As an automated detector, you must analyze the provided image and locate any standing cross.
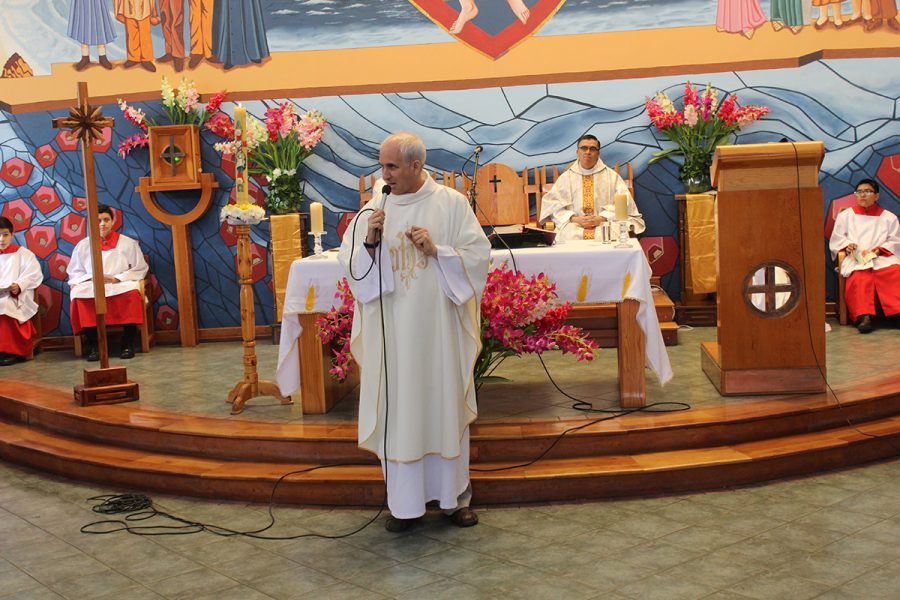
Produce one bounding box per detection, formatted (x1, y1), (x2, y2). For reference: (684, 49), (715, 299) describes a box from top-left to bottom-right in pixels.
(490, 174), (502, 193)
(52, 82), (116, 369)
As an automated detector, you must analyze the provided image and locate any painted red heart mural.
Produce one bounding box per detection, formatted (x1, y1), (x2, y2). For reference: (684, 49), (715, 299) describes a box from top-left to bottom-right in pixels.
(409, 0), (567, 59)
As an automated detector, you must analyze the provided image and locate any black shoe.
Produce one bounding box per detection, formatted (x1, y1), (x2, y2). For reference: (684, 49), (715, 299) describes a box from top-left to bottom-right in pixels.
(140, 61), (156, 72)
(119, 347), (135, 360)
(856, 314), (874, 334)
(447, 507), (479, 528)
(188, 54), (203, 69)
(0, 353), (21, 367)
(86, 346), (100, 361)
(98, 55), (113, 70)
(384, 516), (419, 533)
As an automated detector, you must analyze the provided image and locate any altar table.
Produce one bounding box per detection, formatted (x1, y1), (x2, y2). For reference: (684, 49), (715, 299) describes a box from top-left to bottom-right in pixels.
(276, 240), (673, 413)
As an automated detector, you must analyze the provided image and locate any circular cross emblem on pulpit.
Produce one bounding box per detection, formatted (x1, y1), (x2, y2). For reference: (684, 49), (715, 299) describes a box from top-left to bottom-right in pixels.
(742, 260), (801, 318)
(160, 141), (186, 174)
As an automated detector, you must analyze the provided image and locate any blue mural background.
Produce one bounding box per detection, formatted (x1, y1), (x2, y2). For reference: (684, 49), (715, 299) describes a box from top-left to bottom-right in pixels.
(1, 56), (898, 335)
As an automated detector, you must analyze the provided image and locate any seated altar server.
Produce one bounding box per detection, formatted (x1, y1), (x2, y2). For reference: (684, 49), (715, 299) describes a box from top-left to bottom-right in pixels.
(830, 179), (900, 333)
(68, 204), (148, 360)
(539, 134), (645, 243)
(339, 133), (491, 533)
(0, 217), (43, 366)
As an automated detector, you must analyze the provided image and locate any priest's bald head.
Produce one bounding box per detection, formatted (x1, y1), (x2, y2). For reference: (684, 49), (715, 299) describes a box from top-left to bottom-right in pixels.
(380, 133), (427, 195)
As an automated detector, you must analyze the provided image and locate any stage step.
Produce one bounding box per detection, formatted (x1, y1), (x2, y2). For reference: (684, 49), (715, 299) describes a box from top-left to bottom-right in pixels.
(1, 414), (898, 506)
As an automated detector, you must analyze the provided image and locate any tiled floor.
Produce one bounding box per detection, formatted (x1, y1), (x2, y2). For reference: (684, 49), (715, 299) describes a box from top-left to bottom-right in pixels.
(1, 322), (899, 598)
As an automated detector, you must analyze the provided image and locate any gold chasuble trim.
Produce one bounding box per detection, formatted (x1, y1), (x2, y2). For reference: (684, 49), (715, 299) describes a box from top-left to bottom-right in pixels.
(582, 174), (595, 240)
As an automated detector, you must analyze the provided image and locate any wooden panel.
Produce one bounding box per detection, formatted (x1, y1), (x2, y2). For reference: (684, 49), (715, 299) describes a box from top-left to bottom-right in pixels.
(712, 142), (825, 191)
(297, 313), (359, 414)
(617, 299), (646, 408)
(474, 163), (529, 226)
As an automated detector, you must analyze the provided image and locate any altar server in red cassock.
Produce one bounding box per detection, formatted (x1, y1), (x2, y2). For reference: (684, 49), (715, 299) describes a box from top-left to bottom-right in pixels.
(830, 179), (900, 333)
(68, 204), (148, 360)
(0, 217), (43, 366)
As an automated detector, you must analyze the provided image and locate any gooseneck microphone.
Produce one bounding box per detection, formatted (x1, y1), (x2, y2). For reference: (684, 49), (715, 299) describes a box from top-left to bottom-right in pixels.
(473, 145), (484, 154)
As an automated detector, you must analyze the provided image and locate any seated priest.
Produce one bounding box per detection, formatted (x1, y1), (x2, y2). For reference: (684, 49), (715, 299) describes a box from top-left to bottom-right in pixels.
(539, 134), (645, 243)
(68, 204), (149, 360)
(0, 217), (44, 366)
(830, 178), (900, 333)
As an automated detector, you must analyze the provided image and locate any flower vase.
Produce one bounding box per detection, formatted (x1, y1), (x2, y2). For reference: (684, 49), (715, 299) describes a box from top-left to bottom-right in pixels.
(270, 212), (309, 322)
(680, 153), (713, 194)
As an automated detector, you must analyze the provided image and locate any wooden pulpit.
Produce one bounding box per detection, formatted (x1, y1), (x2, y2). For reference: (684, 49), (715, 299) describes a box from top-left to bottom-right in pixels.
(700, 141), (827, 395)
(471, 163), (529, 226)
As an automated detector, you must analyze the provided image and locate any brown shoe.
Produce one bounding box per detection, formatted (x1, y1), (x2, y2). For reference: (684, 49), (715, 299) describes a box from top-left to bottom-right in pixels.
(888, 18), (899, 30)
(98, 55), (112, 70)
(74, 56), (91, 71)
(173, 57), (184, 72)
(141, 61), (157, 72)
(123, 60), (138, 69)
(384, 515), (419, 533)
(188, 54), (203, 69)
(447, 507), (478, 528)
(157, 53), (174, 63)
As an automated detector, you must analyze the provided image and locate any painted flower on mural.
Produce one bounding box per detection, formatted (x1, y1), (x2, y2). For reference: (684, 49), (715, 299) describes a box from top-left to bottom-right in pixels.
(317, 267), (598, 386)
(645, 82), (770, 190)
(209, 103), (327, 214)
(116, 77), (227, 158)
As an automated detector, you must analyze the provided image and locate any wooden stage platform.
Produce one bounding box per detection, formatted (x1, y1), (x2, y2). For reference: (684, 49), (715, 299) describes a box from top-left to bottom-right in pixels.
(1, 346), (899, 507)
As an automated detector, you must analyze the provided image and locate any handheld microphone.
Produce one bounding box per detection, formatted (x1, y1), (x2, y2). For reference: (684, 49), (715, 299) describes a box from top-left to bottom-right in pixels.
(375, 184), (391, 245)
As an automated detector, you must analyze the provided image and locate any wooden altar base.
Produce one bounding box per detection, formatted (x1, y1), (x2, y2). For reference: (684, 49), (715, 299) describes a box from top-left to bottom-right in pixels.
(1, 366), (899, 506)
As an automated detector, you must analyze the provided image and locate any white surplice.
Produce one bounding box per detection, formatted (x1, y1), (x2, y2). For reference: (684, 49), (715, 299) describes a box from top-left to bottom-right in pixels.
(539, 160), (645, 243)
(829, 205), (900, 277)
(339, 176), (490, 518)
(68, 233), (148, 300)
(0, 246), (43, 323)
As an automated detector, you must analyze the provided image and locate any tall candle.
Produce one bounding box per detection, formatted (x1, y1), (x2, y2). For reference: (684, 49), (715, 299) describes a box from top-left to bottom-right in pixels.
(233, 106), (249, 204)
(614, 193), (628, 221)
(310, 202), (324, 234)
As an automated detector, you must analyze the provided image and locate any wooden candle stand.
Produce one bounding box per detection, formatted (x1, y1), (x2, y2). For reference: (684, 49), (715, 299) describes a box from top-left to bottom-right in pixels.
(227, 224), (291, 414)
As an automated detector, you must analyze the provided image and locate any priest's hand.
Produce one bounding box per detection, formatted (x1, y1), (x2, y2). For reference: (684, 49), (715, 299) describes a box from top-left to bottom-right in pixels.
(571, 215), (604, 229)
(367, 209), (385, 245)
(407, 226), (437, 257)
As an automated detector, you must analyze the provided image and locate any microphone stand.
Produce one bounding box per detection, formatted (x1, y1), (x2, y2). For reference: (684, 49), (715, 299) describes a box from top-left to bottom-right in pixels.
(467, 149), (482, 217)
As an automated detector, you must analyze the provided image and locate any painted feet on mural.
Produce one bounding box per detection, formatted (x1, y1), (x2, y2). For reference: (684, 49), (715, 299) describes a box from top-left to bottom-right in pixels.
(771, 20), (785, 31)
(157, 53), (174, 63)
(450, 0), (479, 34)
(98, 55), (112, 70)
(790, 25), (803, 34)
(507, 0), (531, 25)
(188, 54), (204, 69)
(742, 28), (755, 39)
(864, 18), (883, 31)
(140, 61), (156, 72)
(172, 57), (184, 72)
(123, 60), (138, 69)
(888, 18), (899, 31)
(73, 56), (91, 71)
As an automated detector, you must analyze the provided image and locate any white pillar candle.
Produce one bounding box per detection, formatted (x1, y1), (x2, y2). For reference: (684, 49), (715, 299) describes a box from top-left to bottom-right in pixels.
(310, 201), (324, 234)
(614, 193), (628, 221)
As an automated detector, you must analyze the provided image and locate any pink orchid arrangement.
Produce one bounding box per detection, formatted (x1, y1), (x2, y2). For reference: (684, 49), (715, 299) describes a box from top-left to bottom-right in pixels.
(476, 265), (598, 385)
(316, 278), (356, 382)
(116, 76), (227, 158)
(315, 268), (598, 386)
(645, 82), (770, 186)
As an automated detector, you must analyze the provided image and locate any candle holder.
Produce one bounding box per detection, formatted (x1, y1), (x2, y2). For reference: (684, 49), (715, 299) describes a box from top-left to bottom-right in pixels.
(308, 231), (325, 258)
(615, 220), (631, 248)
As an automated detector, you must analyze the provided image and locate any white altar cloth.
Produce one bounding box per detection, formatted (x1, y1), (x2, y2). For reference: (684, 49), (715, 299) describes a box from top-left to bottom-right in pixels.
(276, 240), (673, 398)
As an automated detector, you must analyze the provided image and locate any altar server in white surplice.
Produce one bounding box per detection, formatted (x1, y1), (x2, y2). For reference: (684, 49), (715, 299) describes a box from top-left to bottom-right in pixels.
(540, 134), (645, 243)
(0, 217), (43, 366)
(830, 178), (900, 334)
(68, 204), (148, 361)
(339, 133), (490, 533)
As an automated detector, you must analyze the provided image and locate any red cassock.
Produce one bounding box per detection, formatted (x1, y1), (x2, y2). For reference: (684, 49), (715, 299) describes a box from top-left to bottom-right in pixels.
(68, 231), (148, 334)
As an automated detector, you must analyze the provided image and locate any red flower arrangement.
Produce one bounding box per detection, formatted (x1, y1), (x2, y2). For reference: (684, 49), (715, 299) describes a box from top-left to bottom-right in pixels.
(316, 267), (598, 386)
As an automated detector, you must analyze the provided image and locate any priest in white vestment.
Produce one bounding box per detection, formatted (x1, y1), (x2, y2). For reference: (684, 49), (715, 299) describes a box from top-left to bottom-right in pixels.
(829, 178), (900, 333)
(0, 217), (43, 365)
(339, 133), (491, 532)
(540, 134), (645, 243)
(68, 204), (149, 360)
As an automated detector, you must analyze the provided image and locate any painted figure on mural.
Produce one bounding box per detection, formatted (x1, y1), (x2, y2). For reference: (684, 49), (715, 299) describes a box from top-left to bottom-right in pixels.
(716, 0), (767, 38)
(158, 0), (186, 72)
(771, 0), (811, 33)
(115, 0), (160, 72)
(450, 0), (531, 34)
(211, 0), (270, 70)
(813, 0), (844, 28)
(851, 0), (900, 31)
(67, 0), (117, 71)
(189, 0), (219, 69)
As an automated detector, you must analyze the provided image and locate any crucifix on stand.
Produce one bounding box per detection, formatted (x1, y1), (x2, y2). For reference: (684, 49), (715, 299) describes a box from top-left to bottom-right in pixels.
(53, 82), (139, 405)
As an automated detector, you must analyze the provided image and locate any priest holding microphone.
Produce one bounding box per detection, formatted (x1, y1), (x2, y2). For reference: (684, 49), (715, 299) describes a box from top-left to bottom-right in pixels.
(338, 132), (491, 532)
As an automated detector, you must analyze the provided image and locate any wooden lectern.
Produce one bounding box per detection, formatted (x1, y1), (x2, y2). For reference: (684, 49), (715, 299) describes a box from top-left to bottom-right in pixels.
(701, 141), (827, 395)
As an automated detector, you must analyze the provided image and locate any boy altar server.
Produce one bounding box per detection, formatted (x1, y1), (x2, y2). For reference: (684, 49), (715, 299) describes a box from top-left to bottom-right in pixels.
(0, 217), (43, 366)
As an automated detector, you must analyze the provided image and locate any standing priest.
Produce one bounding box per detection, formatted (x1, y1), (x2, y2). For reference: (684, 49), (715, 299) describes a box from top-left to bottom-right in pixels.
(0, 217), (43, 366)
(540, 134), (645, 243)
(68, 204), (148, 360)
(830, 178), (900, 333)
(339, 133), (491, 533)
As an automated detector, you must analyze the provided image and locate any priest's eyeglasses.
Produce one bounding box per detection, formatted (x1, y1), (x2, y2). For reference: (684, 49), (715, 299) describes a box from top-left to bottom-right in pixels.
(578, 146), (600, 152)
(854, 189), (876, 196)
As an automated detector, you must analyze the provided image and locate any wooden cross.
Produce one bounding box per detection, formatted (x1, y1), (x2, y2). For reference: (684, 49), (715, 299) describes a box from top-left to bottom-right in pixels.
(490, 174), (502, 193)
(746, 265), (797, 314)
(161, 135), (186, 176)
(52, 82), (116, 369)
